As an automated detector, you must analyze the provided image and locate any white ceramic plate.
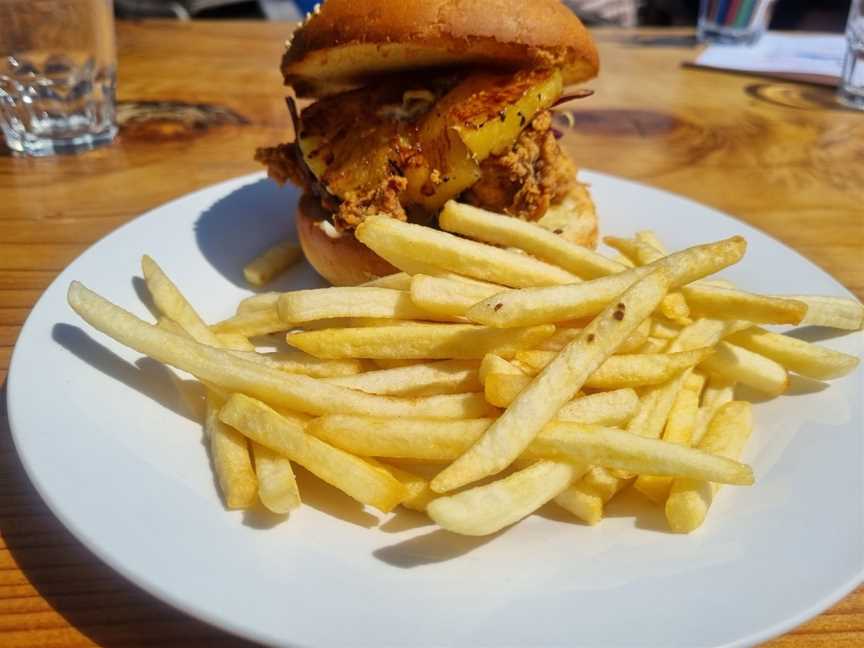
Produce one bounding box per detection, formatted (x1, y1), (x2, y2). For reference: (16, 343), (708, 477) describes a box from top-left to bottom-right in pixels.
(8, 172), (863, 648)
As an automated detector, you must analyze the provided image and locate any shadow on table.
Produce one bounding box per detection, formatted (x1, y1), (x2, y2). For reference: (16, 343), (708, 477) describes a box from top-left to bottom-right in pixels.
(0, 380), (258, 647)
(193, 177), (326, 292)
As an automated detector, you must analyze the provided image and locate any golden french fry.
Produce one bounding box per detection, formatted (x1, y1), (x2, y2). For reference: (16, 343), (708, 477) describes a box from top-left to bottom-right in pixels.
(236, 292), (280, 314)
(633, 373), (704, 503)
(306, 415), (490, 461)
(361, 272), (412, 290)
(683, 284), (808, 325)
(603, 236), (661, 265)
(67, 282), (494, 419)
(427, 460), (584, 535)
(213, 308), (286, 337)
(369, 460), (436, 512)
(237, 349), (368, 378)
(252, 442), (301, 514)
(692, 375), (736, 445)
(556, 389), (640, 427)
(515, 348), (712, 389)
(726, 326), (860, 380)
(285, 323), (555, 360)
(409, 274), (505, 318)
(243, 240), (302, 286)
(439, 201), (626, 279)
(638, 337), (670, 354)
(220, 394), (407, 513)
(325, 359), (481, 396)
(529, 423), (753, 485)
(479, 353), (525, 385)
(666, 401), (753, 532)
(780, 294), (863, 330)
(636, 230), (668, 255)
(554, 483), (604, 525)
(278, 287), (448, 324)
(700, 341), (789, 396)
(617, 318), (651, 353)
(216, 333), (256, 351)
(431, 269), (670, 493)
(660, 292), (691, 323)
(142, 256), (222, 346)
(651, 317), (682, 340)
(205, 391), (257, 509)
(467, 237), (746, 327)
(355, 215), (581, 288)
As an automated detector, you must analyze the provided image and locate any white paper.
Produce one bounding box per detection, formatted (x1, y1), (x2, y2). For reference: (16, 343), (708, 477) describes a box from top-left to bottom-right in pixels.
(695, 32), (846, 81)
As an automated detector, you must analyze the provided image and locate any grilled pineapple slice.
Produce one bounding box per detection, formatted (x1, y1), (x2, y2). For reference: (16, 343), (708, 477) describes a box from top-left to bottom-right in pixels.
(295, 69), (563, 217)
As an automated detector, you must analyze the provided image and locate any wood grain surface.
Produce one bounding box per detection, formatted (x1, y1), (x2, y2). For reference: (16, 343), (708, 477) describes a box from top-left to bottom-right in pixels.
(1, 21), (862, 648)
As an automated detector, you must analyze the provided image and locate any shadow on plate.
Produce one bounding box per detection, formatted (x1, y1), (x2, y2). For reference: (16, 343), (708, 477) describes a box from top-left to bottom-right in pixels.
(603, 487), (671, 533)
(0, 382), (256, 647)
(373, 528), (500, 568)
(193, 177), (327, 292)
(51, 323), (204, 424)
(289, 466), (380, 529)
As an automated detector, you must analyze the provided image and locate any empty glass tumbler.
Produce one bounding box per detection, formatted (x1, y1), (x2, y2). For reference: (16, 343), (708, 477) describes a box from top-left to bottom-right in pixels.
(0, 0), (117, 156)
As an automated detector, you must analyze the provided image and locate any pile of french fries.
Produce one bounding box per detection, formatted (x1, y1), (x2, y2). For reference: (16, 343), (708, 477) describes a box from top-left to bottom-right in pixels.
(67, 200), (862, 535)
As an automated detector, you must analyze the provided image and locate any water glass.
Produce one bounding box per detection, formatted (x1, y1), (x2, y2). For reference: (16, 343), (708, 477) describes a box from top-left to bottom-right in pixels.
(0, 0), (117, 156)
(838, 0), (864, 110)
(698, 0), (777, 45)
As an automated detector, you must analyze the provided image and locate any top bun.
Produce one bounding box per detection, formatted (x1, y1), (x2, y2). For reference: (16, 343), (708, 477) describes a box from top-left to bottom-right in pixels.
(284, 0), (599, 97)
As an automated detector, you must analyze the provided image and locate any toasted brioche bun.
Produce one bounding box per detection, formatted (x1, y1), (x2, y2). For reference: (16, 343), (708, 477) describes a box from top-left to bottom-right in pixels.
(284, 0), (599, 97)
(296, 187), (598, 286)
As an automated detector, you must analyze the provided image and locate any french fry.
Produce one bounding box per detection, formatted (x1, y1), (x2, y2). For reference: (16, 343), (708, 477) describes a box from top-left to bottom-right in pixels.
(651, 317), (682, 340)
(285, 323), (555, 360)
(479, 353), (525, 385)
(252, 442), (301, 514)
(370, 460), (436, 512)
(212, 308), (286, 337)
(355, 215), (581, 288)
(603, 236), (663, 265)
(236, 292), (280, 314)
(206, 392), (257, 509)
(361, 272), (412, 290)
(467, 237), (746, 327)
(216, 333), (256, 351)
(660, 292), (691, 323)
(726, 326), (860, 380)
(243, 240), (302, 286)
(409, 275), (504, 318)
(234, 349), (367, 378)
(700, 341), (789, 396)
(510, 348), (713, 390)
(141, 258), (258, 509)
(68, 282), (495, 419)
(431, 268), (670, 493)
(666, 401), (753, 532)
(278, 287), (448, 324)
(638, 337), (670, 354)
(692, 375), (736, 445)
(554, 483), (604, 525)
(427, 460), (584, 535)
(439, 201), (626, 279)
(529, 423), (754, 484)
(219, 394), (407, 512)
(636, 230), (668, 255)
(617, 317), (651, 353)
(556, 389), (641, 427)
(325, 359), (481, 396)
(142, 256), (222, 346)
(633, 373), (705, 503)
(781, 294), (864, 330)
(683, 284), (808, 325)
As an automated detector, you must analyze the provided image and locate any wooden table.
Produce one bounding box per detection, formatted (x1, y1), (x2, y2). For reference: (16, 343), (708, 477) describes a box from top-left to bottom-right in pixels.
(1, 21), (862, 648)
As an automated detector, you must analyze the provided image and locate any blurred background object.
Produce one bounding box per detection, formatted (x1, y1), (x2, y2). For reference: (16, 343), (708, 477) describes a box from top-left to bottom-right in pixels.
(838, 0), (864, 108)
(1, 0), (118, 156)
(697, 0), (779, 44)
(112, 0), (854, 32)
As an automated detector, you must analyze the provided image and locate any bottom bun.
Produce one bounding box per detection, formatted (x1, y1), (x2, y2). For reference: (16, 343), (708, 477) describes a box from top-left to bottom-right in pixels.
(296, 183), (599, 286)
(296, 194), (397, 286)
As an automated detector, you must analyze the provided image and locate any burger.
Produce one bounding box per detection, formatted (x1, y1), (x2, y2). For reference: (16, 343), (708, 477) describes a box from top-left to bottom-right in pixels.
(256, 0), (599, 286)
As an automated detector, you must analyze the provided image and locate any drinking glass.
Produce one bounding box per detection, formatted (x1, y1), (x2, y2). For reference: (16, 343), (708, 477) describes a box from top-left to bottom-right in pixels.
(0, 0), (117, 156)
(698, 0), (778, 45)
(838, 0), (864, 110)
